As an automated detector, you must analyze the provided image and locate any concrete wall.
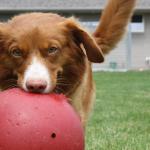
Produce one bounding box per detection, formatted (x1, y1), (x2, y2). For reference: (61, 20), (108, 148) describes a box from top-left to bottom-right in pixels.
(98, 13), (150, 70)
(82, 13), (150, 71)
(132, 14), (150, 70)
(93, 34), (128, 71)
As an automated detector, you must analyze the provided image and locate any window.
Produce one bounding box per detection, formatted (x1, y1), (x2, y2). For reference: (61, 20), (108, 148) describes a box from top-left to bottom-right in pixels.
(81, 15), (144, 33)
(131, 15), (144, 33)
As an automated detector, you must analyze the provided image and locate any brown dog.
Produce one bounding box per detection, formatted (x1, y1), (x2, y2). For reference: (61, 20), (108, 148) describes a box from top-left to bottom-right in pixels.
(0, 0), (136, 127)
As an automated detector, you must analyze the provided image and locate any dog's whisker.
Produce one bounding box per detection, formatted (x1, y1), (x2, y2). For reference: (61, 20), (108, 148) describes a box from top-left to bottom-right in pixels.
(3, 78), (17, 82)
(3, 79), (17, 83)
(54, 86), (65, 94)
(57, 77), (65, 79)
(56, 83), (71, 86)
(57, 79), (67, 82)
(6, 84), (18, 88)
(3, 84), (19, 90)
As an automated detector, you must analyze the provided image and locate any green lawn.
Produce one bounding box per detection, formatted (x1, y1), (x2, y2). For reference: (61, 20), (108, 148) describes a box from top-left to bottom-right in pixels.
(86, 71), (150, 150)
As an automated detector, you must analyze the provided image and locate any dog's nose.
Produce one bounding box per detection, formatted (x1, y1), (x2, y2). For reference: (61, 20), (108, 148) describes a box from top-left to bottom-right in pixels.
(26, 79), (47, 93)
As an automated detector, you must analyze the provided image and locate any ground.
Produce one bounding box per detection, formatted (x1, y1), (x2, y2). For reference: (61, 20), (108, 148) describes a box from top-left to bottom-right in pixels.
(86, 71), (150, 150)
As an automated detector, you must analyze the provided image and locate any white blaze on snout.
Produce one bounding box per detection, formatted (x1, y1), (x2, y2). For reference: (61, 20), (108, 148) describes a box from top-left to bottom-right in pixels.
(23, 56), (51, 93)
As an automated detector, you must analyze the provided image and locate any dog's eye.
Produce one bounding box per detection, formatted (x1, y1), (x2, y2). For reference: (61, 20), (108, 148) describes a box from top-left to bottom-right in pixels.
(48, 46), (58, 54)
(11, 49), (23, 58)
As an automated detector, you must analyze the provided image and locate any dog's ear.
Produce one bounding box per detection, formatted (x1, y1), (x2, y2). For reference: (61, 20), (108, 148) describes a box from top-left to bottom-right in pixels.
(0, 23), (8, 36)
(0, 23), (9, 51)
(61, 19), (104, 63)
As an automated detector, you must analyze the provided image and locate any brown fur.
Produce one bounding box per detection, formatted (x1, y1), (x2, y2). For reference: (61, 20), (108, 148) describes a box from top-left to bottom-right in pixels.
(0, 0), (136, 128)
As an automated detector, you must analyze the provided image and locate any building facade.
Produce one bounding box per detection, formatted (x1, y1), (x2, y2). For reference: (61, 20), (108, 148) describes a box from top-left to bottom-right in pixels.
(0, 0), (150, 70)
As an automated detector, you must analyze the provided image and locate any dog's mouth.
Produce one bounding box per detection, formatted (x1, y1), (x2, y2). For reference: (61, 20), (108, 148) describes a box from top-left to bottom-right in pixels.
(1, 72), (69, 95)
(0, 74), (18, 90)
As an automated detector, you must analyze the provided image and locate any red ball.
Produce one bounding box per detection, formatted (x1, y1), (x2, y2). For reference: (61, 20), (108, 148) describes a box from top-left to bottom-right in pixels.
(0, 88), (84, 150)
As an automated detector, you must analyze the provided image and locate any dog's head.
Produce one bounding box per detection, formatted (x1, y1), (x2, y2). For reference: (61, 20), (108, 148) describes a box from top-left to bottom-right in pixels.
(0, 13), (104, 94)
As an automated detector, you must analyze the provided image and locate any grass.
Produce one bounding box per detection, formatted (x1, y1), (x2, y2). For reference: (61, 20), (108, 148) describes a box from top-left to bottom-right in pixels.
(85, 71), (150, 150)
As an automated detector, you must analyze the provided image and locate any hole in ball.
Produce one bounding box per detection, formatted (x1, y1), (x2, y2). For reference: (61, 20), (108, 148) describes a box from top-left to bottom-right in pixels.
(51, 133), (56, 139)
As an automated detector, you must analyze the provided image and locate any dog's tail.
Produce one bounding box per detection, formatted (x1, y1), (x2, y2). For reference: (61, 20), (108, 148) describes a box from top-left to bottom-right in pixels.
(94, 0), (136, 54)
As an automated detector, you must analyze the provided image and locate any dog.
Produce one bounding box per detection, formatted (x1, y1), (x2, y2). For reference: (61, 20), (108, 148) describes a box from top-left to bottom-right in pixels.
(0, 0), (136, 127)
